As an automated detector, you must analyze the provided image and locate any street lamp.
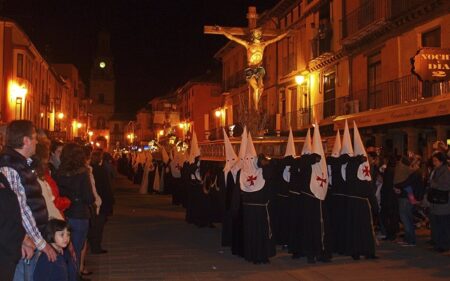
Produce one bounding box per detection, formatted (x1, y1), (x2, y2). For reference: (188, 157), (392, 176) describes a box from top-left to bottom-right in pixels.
(295, 74), (311, 125)
(295, 75), (305, 85)
(57, 112), (64, 120)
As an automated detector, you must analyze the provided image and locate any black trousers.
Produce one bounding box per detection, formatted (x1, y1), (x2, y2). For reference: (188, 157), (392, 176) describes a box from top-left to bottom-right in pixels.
(88, 213), (107, 252)
(0, 260), (18, 281)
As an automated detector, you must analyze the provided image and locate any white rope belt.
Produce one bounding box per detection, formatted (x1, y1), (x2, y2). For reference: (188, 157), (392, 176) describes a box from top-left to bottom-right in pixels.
(243, 201), (272, 239)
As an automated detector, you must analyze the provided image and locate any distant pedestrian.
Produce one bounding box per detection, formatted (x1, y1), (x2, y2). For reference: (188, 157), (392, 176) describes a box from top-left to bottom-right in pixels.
(428, 152), (450, 253)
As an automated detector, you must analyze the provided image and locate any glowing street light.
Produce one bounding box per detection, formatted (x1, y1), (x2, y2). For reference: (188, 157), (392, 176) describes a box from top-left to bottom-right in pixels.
(295, 75), (305, 85)
(77, 123), (82, 129)
(88, 131), (93, 137)
(215, 110), (222, 117)
(10, 82), (28, 100)
(57, 112), (64, 120)
(159, 130), (164, 136)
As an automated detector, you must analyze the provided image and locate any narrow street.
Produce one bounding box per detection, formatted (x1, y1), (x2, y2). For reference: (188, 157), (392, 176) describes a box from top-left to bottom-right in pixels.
(86, 175), (450, 281)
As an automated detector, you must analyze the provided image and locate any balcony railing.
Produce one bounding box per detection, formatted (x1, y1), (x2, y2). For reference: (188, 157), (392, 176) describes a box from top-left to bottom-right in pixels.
(341, 0), (388, 39)
(341, 0), (429, 41)
(354, 75), (450, 112)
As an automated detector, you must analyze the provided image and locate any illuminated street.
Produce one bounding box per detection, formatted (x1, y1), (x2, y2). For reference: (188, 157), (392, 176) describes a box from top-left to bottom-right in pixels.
(85, 175), (450, 281)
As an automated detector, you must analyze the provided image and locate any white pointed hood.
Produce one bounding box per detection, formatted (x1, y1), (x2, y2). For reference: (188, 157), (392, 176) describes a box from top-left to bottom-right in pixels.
(301, 129), (312, 155)
(285, 128), (296, 157)
(283, 128), (296, 182)
(189, 130), (201, 164)
(238, 126), (248, 168)
(328, 130), (341, 186)
(138, 151), (153, 194)
(161, 146), (169, 164)
(353, 121), (372, 181)
(340, 120), (354, 156)
(310, 124), (328, 200)
(331, 130), (341, 157)
(340, 120), (353, 181)
(223, 128), (239, 184)
(239, 132), (265, 192)
(169, 148), (182, 178)
(153, 165), (160, 191)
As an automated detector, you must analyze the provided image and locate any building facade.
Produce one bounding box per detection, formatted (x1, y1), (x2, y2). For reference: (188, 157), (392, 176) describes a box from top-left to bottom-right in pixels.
(211, 0), (449, 159)
(0, 19), (86, 142)
(177, 72), (222, 141)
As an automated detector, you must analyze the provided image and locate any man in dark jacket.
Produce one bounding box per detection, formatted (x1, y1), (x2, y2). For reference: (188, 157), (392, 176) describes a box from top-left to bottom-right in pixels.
(0, 172), (33, 281)
(0, 120), (56, 281)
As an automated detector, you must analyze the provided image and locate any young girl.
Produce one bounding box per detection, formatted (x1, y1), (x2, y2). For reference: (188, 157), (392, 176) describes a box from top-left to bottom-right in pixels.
(33, 219), (78, 281)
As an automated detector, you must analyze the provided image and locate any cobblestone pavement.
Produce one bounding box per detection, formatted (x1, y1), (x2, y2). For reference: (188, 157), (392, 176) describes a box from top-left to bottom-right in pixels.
(86, 175), (450, 281)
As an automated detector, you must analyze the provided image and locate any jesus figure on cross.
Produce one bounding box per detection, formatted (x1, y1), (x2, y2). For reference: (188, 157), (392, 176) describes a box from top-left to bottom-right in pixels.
(205, 7), (291, 110)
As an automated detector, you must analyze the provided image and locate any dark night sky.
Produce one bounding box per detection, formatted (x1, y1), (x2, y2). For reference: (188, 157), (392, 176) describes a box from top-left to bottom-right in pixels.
(1, 0), (278, 113)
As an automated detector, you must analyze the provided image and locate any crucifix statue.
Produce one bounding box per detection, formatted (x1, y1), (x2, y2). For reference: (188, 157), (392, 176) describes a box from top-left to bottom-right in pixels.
(205, 6), (291, 110)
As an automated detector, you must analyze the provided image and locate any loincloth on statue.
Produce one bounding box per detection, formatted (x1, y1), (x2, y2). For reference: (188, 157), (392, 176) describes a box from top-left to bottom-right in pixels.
(245, 66), (266, 81)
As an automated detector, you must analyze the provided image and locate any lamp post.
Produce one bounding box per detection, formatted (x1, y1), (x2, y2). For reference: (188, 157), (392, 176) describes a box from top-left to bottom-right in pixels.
(56, 112), (64, 132)
(126, 121), (135, 146)
(295, 74), (311, 125)
(10, 82), (27, 119)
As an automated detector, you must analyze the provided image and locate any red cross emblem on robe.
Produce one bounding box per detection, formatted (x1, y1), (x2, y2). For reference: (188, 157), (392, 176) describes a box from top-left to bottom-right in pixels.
(246, 175), (257, 186)
(175, 164), (181, 170)
(362, 165), (370, 177)
(316, 173), (327, 188)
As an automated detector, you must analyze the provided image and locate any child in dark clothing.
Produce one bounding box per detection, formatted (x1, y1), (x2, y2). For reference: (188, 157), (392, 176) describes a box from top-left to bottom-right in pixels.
(34, 219), (78, 281)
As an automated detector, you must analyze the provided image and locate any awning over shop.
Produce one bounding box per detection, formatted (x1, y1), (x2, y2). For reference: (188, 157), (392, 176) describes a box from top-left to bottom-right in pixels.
(334, 94), (450, 130)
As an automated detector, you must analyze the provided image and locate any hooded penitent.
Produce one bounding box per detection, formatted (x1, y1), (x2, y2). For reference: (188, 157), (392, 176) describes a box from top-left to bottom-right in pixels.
(189, 130), (201, 164)
(328, 130), (341, 185)
(239, 132), (265, 192)
(223, 128), (239, 185)
(283, 127), (296, 182)
(301, 128), (312, 155)
(353, 121), (372, 181)
(310, 124), (328, 200)
(238, 127), (248, 169)
(161, 146), (169, 164)
(153, 164), (160, 191)
(139, 151), (154, 194)
(169, 148), (183, 178)
(340, 120), (354, 181)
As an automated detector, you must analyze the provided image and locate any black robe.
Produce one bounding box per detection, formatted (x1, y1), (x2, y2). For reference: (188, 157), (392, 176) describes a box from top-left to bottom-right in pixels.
(327, 154), (350, 255)
(221, 169), (244, 256)
(297, 154), (332, 261)
(206, 167), (223, 223)
(182, 161), (193, 223)
(287, 154), (317, 256)
(270, 158), (291, 246)
(380, 163), (399, 240)
(345, 156), (379, 258)
(134, 162), (143, 184)
(188, 161), (212, 227)
(241, 166), (276, 263)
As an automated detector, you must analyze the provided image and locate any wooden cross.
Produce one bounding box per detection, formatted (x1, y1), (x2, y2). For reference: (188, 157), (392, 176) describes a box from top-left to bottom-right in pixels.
(246, 175), (258, 186)
(204, 6), (280, 38)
